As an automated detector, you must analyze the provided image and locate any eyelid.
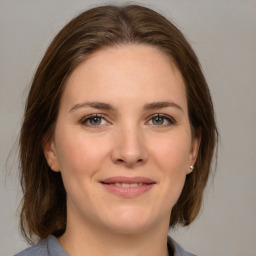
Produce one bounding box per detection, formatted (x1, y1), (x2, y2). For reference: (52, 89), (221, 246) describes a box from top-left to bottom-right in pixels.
(146, 113), (176, 126)
(79, 113), (110, 127)
(79, 113), (176, 128)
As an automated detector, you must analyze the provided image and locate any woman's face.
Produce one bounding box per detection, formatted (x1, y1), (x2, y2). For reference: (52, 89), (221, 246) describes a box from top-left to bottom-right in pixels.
(44, 44), (200, 235)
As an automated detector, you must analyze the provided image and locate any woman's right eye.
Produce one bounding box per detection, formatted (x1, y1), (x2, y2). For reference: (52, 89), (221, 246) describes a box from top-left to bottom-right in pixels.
(80, 114), (108, 127)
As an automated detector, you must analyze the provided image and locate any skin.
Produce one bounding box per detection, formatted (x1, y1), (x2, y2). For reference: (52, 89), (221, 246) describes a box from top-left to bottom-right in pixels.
(44, 44), (200, 256)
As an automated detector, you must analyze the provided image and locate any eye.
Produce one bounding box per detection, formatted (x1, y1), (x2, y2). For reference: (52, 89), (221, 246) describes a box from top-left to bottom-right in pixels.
(148, 114), (175, 126)
(80, 114), (108, 127)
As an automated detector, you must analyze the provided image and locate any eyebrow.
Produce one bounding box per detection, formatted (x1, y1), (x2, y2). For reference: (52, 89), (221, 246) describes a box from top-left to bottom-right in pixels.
(143, 101), (183, 112)
(69, 102), (115, 112)
(69, 101), (183, 113)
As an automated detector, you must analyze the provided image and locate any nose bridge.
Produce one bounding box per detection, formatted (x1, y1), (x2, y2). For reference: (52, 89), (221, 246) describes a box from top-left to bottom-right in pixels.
(111, 120), (148, 166)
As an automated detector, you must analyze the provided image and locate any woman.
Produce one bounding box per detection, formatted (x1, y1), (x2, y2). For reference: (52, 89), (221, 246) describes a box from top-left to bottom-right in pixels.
(15, 4), (218, 256)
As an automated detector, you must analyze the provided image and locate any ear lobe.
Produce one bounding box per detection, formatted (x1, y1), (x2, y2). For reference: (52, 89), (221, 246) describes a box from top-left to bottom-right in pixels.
(187, 128), (201, 174)
(43, 140), (60, 172)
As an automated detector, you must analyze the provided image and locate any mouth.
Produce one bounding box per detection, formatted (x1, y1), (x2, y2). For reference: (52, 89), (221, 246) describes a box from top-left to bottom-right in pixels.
(108, 183), (145, 187)
(99, 176), (156, 197)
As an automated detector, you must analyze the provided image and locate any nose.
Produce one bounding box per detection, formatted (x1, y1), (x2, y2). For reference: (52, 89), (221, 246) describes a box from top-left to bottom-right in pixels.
(111, 125), (148, 168)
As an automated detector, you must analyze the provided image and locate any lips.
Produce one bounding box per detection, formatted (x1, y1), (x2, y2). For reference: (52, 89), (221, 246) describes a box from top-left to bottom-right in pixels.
(100, 176), (156, 197)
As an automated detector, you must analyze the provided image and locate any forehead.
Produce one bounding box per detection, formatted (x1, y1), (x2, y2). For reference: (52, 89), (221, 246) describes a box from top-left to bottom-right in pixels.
(61, 44), (187, 112)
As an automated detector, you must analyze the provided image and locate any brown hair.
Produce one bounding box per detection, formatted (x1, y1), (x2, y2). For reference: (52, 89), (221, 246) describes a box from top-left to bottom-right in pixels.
(19, 4), (218, 243)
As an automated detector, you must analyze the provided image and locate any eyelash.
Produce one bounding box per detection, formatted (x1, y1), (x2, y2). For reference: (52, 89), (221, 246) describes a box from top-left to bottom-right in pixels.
(80, 114), (107, 128)
(79, 113), (176, 128)
(148, 114), (176, 127)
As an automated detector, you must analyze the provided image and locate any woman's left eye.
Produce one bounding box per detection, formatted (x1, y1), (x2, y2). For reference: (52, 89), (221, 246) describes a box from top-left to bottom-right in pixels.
(80, 114), (108, 127)
(147, 114), (175, 126)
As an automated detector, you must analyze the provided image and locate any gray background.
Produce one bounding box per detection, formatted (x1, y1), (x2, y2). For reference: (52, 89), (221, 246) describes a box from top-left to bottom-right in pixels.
(1, 0), (255, 255)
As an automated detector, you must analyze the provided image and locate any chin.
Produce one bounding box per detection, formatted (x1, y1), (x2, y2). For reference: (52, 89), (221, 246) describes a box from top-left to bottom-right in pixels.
(107, 220), (153, 235)
(100, 208), (163, 235)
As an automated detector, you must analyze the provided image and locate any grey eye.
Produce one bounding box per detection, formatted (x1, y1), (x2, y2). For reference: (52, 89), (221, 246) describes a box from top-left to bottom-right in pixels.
(152, 115), (165, 125)
(80, 114), (107, 127)
(89, 116), (102, 125)
(148, 114), (175, 126)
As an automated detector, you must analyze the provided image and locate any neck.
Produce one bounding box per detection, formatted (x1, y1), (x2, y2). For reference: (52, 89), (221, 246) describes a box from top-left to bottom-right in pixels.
(58, 211), (170, 256)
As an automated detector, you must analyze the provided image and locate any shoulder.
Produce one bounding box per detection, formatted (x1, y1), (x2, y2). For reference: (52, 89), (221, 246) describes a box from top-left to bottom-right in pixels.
(13, 239), (49, 256)
(168, 237), (197, 256)
(14, 235), (68, 256)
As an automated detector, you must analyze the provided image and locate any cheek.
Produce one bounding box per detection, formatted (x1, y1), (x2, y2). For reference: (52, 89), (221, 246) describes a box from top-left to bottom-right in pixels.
(54, 129), (109, 178)
(151, 132), (192, 172)
(54, 132), (109, 207)
(149, 132), (192, 195)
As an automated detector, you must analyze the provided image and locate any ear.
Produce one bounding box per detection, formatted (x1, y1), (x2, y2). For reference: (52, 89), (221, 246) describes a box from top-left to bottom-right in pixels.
(187, 128), (201, 174)
(43, 139), (60, 172)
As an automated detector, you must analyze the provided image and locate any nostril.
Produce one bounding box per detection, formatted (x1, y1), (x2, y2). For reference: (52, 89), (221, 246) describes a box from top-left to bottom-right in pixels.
(114, 157), (144, 167)
(116, 158), (143, 163)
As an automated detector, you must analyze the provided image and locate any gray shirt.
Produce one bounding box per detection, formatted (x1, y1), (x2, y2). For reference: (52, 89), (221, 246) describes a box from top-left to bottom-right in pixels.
(14, 235), (196, 256)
